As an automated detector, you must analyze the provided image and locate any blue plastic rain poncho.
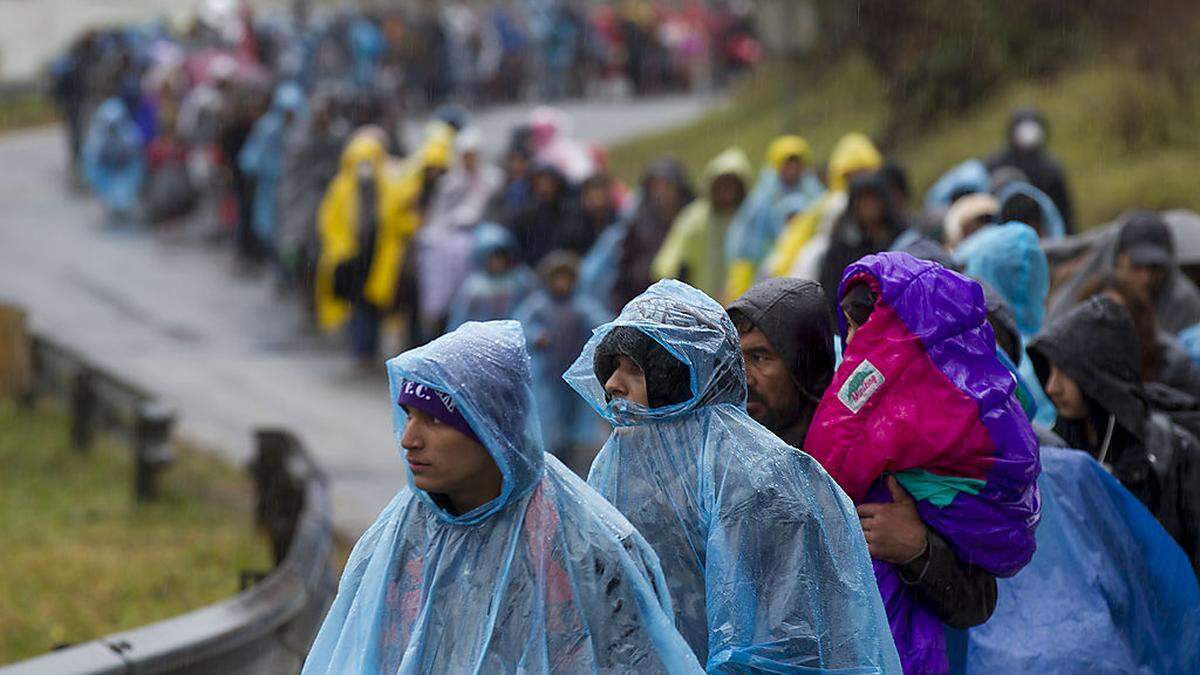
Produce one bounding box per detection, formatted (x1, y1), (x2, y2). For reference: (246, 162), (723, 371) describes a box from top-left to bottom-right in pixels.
(923, 159), (989, 213)
(239, 82), (305, 245)
(1180, 321), (1200, 368)
(996, 181), (1065, 240)
(303, 321), (702, 673)
(957, 222), (1057, 428)
(949, 447), (1200, 673)
(447, 223), (539, 330)
(513, 285), (612, 457)
(564, 280), (901, 672)
(82, 98), (145, 215)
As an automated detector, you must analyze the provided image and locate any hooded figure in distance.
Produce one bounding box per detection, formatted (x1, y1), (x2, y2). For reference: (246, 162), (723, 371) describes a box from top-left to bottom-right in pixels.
(985, 108), (1074, 233)
(82, 97), (146, 218)
(303, 321), (702, 673)
(651, 147), (754, 302)
(724, 135), (825, 299)
(565, 279), (900, 672)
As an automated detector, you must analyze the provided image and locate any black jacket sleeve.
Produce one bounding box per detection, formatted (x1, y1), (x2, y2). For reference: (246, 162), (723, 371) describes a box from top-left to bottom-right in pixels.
(899, 530), (998, 629)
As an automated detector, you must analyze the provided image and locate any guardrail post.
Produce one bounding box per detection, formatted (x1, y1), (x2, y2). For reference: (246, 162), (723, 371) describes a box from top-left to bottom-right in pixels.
(69, 369), (95, 452)
(134, 403), (176, 502)
(253, 430), (304, 565)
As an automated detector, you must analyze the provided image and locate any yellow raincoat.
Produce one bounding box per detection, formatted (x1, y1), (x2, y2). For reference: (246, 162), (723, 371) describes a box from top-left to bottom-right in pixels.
(724, 134), (821, 299)
(314, 128), (452, 332)
(763, 133), (883, 279)
(650, 147), (754, 302)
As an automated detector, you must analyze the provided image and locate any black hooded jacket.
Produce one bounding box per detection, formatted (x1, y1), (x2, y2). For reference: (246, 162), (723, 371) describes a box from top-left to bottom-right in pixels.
(727, 277), (998, 628)
(507, 164), (595, 266)
(819, 172), (906, 310)
(613, 159), (695, 309)
(1029, 296), (1200, 570)
(986, 108), (1075, 233)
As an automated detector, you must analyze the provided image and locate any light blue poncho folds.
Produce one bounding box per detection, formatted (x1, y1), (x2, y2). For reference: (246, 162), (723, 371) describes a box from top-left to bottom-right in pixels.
(82, 98), (145, 215)
(303, 321), (702, 674)
(564, 280), (901, 673)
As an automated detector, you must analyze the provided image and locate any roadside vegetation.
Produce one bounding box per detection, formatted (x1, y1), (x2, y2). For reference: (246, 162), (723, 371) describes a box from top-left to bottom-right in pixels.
(609, 53), (1200, 231)
(0, 400), (270, 665)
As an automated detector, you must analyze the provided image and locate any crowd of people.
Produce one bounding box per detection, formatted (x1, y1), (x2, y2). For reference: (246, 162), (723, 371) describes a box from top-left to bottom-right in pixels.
(55, 5), (1200, 673)
(295, 101), (1200, 672)
(52, 0), (759, 242)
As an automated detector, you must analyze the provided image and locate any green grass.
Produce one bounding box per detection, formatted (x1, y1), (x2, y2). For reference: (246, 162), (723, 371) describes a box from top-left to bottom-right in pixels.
(0, 93), (58, 133)
(608, 55), (1200, 230)
(0, 399), (270, 665)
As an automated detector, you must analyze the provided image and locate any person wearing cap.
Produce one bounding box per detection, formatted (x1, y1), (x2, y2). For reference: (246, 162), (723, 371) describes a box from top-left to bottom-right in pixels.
(513, 250), (611, 467)
(1028, 295), (1200, 570)
(1048, 210), (1200, 335)
(724, 135), (825, 299)
(986, 107), (1075, 233)
(565, 279), (900, 672)
(303, 321), (702, 673)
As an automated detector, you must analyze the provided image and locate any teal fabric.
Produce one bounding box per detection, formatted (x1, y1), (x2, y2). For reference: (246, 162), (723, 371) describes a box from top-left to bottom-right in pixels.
(894, 470), (986, 508)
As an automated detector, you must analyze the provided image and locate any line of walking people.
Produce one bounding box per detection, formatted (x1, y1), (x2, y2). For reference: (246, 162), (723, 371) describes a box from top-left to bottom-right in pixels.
(302, 110), (1200, 673)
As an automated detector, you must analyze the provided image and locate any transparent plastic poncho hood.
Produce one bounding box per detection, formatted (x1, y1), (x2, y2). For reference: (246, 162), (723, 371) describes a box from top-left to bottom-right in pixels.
(303, 320), (702, 674)
(564, 280), (901, 673)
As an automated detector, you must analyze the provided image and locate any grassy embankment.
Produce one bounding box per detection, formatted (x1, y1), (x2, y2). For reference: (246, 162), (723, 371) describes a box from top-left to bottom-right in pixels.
(0, 93), (57, 133)
(609, 55), (1200, 230)
(0, 400), (270, 665)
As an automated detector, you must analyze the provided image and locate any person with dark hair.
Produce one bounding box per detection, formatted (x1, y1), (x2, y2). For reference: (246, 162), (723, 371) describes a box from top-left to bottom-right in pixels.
(611, 158), (695, 309)
(513, 251), (611, 467)
(506, 162), (591, 266)
(725, 278), (834, 448)
(1078, 274), (1200, 398)
(303, 321), (703, 673)
(986, 107), (1075, 233)
(818, 171), (906, 309)
(1029, 296), (1200, 570)
(1048, 210), (1200, 335)
(651, 147), (753, 302)
(565, 280), (899, 672)
(995, 180), (1065, 239)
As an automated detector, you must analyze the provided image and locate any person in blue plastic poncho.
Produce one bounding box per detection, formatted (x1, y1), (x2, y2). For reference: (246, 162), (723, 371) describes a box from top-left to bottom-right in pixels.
(513, 251), (611, 468)
(957, 221), (1057, 428)
(446, 222), (538, 330)
(303, 320), (703, 674)
(949, 446), (1200, 674)
(238, 82), (306, 253)
(82, 97), (146, 219)
(995, 181), (1065, 240)
(564, 279), (900, 672)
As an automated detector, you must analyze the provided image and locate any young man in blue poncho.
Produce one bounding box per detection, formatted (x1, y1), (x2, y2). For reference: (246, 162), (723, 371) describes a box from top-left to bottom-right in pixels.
(564, 279), (900, 673)
(303, 320), (702, 673)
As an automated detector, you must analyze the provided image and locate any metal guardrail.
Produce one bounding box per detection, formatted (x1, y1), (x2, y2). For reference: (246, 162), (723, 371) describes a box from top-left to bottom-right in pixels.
(3, 336), (336, 674)
(22, 334), (176, 501)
